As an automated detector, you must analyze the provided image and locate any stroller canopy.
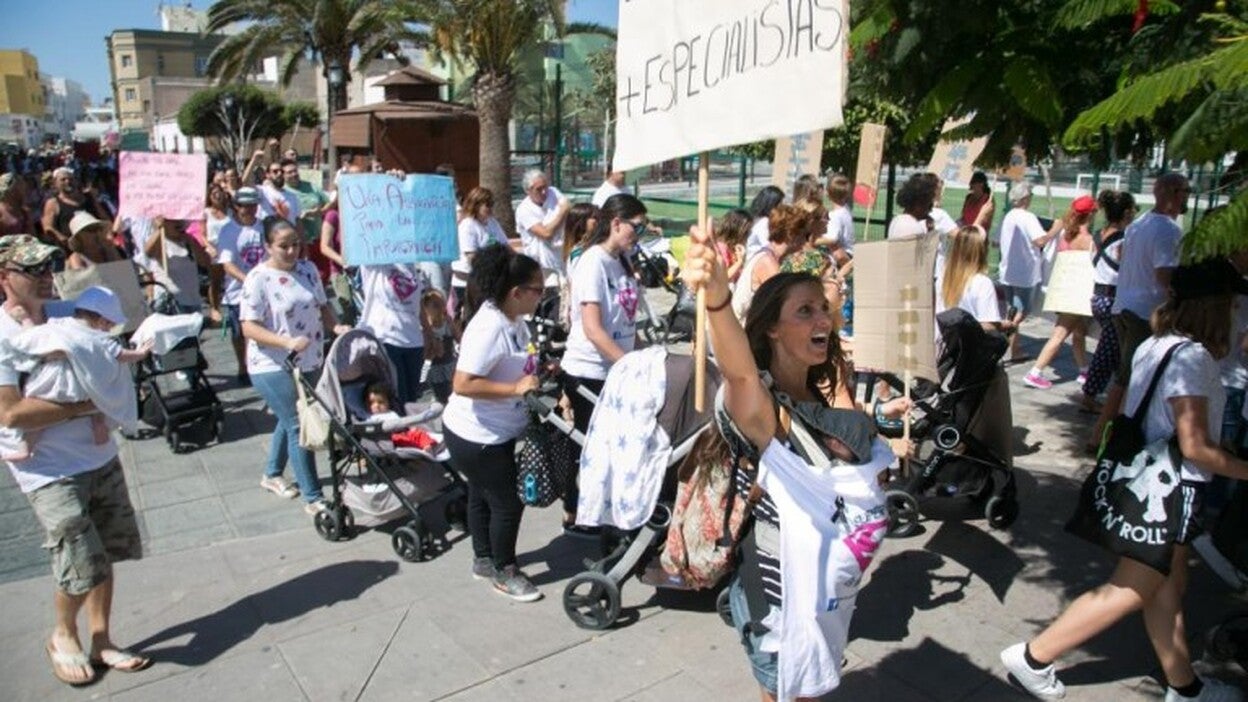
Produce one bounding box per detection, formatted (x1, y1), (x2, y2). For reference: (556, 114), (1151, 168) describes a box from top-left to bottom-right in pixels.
(315, 329), (400, 423)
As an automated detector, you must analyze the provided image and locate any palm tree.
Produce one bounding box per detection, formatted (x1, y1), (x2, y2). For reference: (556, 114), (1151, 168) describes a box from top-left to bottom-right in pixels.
(204, 0), (427, 168)
(415, 0), (565, 235)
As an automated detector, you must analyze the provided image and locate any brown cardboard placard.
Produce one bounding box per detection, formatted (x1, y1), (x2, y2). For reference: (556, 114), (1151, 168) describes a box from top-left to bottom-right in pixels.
(1042, 250), (1094, 317)
(927, 117), (989, 186)
(851, 236), (940, 382)
(772, 130), (825, 193)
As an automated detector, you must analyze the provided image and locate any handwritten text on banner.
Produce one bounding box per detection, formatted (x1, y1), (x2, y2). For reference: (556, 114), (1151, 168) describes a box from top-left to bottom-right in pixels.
(339, 174), (458, 266)
(612, 0), (848, 172)
(118, 152), (207, 221)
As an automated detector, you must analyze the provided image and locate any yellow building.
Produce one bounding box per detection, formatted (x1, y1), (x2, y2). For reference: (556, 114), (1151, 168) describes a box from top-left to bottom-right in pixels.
(0, 50), (45, 117)
(106, 29), (223, 130)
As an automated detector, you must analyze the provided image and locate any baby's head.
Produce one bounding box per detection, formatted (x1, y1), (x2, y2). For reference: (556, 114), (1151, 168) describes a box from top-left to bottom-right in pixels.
(421, 289), (446, 326)
(73, 286), (126, 332)
(364, 381), (393, 415)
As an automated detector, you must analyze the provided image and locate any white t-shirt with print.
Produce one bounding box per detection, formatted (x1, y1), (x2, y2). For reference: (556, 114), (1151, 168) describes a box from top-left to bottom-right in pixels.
(562, 245), (640, 380)
(240, 260), (327, 374)
(442, 301), (537, 445)
(216, 218), (266, 304)
(1124, 335), (1224, 482)
(0, 307), (119, 493)
(359, 264), (426, 349)
(934, 272), (1001, 323)
(997, 207), (1047, 287)
(453, 216), (508, 279)
(515, 186), (566, 276)
(1112, 211), (1182, 318)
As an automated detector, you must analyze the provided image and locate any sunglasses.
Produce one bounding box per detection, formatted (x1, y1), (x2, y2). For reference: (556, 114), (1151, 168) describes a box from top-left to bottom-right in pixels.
(9, 258), (64, 277)
(625, 217), (650, 231)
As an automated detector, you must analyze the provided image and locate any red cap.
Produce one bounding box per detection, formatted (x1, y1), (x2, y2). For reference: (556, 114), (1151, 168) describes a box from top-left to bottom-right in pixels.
(1072, 195), (1097, 215)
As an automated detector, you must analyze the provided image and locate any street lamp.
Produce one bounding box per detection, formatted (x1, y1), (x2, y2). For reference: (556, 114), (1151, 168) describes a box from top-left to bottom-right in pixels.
(218, 92), (239, 170)
(326, 57), (345, 180)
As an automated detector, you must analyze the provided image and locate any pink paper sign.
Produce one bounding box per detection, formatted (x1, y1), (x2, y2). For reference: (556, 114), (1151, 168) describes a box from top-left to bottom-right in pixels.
(118, 152), (207, 221)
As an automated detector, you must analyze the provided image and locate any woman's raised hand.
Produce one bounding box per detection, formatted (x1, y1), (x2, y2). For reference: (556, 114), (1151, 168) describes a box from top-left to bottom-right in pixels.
(681, 220), (728, 302)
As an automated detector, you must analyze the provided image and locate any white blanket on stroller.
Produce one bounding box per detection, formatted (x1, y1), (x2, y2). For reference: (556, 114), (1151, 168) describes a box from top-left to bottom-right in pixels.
(131, 312), (204, 355)
(576, 346), (670, 530)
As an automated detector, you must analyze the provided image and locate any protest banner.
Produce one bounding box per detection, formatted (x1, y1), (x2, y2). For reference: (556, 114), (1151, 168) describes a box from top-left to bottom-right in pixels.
(54, 260), (147, 334)
(854, 122), (887, 208)
(612, 0), (849, 172)
(852, 236), (940, 382)
(771, 130), (825, 192)
(118, 152), (207, 221)
(927, 117), (989, 186)
(1042, 251), (1095, 317)
(338, 174), (458, 266)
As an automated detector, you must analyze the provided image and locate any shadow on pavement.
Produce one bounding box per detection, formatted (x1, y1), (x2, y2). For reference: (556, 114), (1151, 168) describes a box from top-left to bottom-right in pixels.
(851, 550), (972, 644)
(128, 559), (399, 666)
(835, 636), (1029, 700)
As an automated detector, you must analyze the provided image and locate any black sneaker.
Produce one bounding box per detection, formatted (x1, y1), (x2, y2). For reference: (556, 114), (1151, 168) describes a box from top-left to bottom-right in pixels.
(493, 565), (542, 602)
(562, 522), (602, 540)
(471, 557), (497, 581)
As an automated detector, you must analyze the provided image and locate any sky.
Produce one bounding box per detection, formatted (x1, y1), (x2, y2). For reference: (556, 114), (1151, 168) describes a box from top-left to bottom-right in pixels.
(0, 0), (619, 107)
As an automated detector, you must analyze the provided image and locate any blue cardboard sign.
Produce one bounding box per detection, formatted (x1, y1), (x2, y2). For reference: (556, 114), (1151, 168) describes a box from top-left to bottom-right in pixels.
(339, 174), (458, 265)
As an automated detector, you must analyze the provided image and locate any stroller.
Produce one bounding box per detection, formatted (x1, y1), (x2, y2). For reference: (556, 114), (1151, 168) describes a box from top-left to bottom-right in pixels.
(297, 329), (469, 562)
(526, 350), (726, 630)
(132, 280), (223, 453)
(867, 308), (1019, 537)
(630, 238), (696, 344)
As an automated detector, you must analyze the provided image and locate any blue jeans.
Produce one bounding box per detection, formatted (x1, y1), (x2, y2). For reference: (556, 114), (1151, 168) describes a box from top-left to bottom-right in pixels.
(383, 344), (425, 408)
(728, 576), (779, 694)
(251, 370), (322, 503)
(1005, 284), (1036, 316)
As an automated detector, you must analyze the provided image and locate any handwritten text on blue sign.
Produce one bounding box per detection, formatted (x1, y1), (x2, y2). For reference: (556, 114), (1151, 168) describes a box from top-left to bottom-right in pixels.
(340, 174), (458, 265)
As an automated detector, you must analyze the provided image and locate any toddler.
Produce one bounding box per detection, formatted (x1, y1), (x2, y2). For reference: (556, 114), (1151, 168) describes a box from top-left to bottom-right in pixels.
(421, 289), (458, 404)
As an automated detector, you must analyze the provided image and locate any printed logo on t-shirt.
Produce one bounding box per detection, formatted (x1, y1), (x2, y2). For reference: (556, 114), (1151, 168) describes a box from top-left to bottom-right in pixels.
(240, 244), (265, 268)
(388, 268), (419, 303)
(842, 519), (887, 572)
(617, 279), (639, 321)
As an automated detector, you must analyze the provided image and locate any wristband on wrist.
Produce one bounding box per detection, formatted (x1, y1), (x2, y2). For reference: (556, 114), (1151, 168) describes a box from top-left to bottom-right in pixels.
(706, 291), (732, 313)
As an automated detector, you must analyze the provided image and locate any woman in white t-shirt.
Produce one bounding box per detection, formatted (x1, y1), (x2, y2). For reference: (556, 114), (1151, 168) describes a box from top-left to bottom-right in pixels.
(452, 187), (509, 320)
(560, 193), (645, 536)
(442, 244), (545, 602)
(241, 218), (349, 514)
(358, 261), (435, 407)
(1002, 259), (1248, 701)
(937, 225), (1014, 333)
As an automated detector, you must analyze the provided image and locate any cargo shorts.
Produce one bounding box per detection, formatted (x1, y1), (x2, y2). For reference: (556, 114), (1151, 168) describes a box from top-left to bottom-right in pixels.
(26, 458), (142, 596)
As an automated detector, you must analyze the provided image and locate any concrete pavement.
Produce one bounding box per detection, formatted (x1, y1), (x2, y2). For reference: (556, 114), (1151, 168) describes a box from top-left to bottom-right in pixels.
(0, 305), (1244, 701)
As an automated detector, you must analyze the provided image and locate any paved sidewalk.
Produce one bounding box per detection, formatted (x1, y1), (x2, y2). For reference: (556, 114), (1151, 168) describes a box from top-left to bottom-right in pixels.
(1, 312), (1244, 701)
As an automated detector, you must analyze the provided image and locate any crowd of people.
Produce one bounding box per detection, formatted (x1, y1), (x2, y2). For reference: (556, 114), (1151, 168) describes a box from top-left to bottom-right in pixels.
(1, 145), (1245, 701)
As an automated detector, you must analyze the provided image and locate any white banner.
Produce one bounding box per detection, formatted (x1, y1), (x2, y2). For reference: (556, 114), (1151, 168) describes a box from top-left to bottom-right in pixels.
(613, 0), (848, 172)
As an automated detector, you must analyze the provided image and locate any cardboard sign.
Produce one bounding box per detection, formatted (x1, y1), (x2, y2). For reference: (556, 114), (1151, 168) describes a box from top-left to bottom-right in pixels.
(854, 122), (887, 207)
(1042, 250), (1094, 317)
(338, 174), (458, 266)
(927, 117), (989, 186)
(118, 152), (207, 221)
(612, 0), (849, 171)
(53, 260), (148, 334)
(771, 130), (825, 192)
(852, 236), (940, 382)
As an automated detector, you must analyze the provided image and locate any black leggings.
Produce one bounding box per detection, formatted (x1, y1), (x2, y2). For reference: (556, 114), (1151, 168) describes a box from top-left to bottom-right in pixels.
(444, 428), (524, 569)
(562, 374), (607, 517)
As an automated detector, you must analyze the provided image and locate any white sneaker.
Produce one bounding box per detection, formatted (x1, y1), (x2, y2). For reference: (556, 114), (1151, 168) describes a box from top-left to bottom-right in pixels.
(1164, 678), (1245, 702)
(1192, 533), (1247, 592)
(1000, 643), (1066, 699)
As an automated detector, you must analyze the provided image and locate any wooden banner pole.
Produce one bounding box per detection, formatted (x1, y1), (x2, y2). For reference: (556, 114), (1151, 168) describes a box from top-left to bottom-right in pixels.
(694, 152), (710, 412)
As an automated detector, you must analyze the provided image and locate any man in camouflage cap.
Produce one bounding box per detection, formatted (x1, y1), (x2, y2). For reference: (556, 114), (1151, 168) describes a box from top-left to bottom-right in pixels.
(0, 233), (149, 685)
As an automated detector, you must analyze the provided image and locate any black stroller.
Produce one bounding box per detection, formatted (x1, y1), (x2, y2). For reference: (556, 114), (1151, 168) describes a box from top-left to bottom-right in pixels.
(867, 308), (1019, 536)
(526, 350), (726, 630)
(295, 329), (469, 562)
(132, 280), (223, 453)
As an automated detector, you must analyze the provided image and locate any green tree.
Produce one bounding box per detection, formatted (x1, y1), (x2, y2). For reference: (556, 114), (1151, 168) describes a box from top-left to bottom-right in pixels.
(205, 0), (427, 168)
(177, 84), (317, 169)
(415, 0), (565, 235)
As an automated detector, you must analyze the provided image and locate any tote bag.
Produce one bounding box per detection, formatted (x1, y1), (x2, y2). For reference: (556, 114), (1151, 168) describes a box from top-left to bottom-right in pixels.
(294, 368), (332, 451)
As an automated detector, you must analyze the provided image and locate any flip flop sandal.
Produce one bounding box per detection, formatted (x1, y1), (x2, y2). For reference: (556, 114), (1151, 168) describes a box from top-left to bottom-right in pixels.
(260, 477), (299, 499)
(91, 649), (152, 673)
(46, 642), (95, 686)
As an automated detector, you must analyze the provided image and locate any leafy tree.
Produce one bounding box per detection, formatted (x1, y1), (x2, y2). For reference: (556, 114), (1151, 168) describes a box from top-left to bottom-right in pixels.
(177, 84), (316, 169)
(415, 0), (565, 234)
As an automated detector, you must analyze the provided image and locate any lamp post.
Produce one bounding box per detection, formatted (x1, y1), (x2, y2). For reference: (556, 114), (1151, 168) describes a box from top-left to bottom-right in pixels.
(218, 92), (238, 170)
(326, 58), (345, 183)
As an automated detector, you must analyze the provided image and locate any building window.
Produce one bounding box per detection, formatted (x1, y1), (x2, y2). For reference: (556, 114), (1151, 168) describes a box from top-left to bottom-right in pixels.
(143, 100), (151, 113)
(157, 54), (165, 75)
(121, 54), (132, 68)
(124, 88), (136, 102)
(195, 55), (209, 77)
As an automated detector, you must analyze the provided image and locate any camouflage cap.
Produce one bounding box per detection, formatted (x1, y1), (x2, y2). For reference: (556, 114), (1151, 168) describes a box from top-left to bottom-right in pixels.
(0, 172), (15, 198)
(0, 234), (64, 268)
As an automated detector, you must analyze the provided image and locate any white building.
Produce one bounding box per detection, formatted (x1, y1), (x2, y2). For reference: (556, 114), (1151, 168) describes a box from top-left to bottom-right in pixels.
(40, 74), (89, 142)
(0, 114), (45, 149)
(151, 114), (205, 154)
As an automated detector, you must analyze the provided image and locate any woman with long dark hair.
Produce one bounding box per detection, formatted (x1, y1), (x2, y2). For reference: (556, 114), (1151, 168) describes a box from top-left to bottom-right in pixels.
(1079, 191), (1137, 414)
(560, 194), (646, 537)
(442, 243), (545, 601)
(745, 185), (786, 259)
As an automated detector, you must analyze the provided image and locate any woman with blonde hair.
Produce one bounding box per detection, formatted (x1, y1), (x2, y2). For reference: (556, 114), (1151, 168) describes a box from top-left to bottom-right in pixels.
(938, 225), (1015, 333)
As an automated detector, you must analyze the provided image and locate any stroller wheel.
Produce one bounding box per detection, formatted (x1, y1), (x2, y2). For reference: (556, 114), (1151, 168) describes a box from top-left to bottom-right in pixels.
(444, 497), (468, 533)
(168, 430), (183, 453)
(314, 508), (343, 541)
(715, 587), (734, 628)
(984, 495), (1020, 530)
(885, 490), (921, 538)
(392, 522), (430, 562)
(1206, 613), (1248, 662)
(563, 571), (621, 630)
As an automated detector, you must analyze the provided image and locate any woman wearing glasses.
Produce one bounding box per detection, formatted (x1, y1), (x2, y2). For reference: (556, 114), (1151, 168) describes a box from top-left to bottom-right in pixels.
(559, 193), (646, 537)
